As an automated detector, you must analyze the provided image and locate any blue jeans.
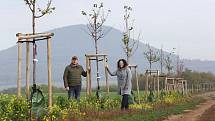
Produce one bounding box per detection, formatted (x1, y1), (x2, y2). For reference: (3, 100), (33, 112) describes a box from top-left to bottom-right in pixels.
(68, 85), (81, 100)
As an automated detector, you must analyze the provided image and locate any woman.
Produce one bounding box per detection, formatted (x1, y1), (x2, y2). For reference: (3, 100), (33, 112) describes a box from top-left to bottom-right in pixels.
(107, 59), (132, 110)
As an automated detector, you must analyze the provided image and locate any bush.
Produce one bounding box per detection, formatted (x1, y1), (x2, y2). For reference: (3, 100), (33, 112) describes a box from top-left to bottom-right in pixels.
(0, 94), (30, 121)
(56, 96), (70, 109)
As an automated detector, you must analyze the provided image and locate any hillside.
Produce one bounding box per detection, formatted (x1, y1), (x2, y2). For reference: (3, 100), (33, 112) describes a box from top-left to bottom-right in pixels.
(0, 24), (214, 88)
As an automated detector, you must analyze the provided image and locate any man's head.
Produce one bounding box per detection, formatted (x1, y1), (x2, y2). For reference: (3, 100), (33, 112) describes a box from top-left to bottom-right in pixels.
(71, 56), (78, 65)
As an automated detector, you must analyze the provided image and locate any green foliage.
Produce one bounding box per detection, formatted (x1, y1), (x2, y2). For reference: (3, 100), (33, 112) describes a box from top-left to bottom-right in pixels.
(0, 94), (30, 121)
(144, 44), (160, 70)
(164, 54), (174, 75)
(56, 96), (70, 109)
(104, 97), (203, 121)
(160, 90), (167, 100)
(122, 5), (139, 61)
(147, 90), (155, 102)
(182, 68), (215, 85)
(0, 91), (193, 120)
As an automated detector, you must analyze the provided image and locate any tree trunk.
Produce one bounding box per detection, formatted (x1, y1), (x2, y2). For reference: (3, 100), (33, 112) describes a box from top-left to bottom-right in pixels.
(94, 14), (100, 92)
(125, 8), (130, 64)
(160, 48), (163, 74)
(32, 2), (37, 87)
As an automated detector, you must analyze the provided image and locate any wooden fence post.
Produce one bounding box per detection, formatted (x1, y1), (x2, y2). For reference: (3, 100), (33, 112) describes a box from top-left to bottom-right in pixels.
(104, 56), (109, 94)
(26, 37), (30, 100)
(17, 42), (22, 97)
(47, 37), (52, 108)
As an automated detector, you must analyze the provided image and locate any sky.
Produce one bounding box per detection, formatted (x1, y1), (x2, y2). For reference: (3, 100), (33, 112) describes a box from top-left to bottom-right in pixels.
(1, 0), (215, 60)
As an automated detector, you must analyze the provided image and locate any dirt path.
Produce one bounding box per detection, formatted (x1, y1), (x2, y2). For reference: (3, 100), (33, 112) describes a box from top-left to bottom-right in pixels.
(163, 91), (215, 121)
(197, 104), (215, 121)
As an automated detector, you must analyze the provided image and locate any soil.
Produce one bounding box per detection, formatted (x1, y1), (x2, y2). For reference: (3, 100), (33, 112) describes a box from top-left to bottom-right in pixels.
(163, 92), (215, 121)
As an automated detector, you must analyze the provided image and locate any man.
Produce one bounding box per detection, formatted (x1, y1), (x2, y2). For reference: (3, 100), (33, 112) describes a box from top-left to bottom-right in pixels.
(63, 56), (87, 100)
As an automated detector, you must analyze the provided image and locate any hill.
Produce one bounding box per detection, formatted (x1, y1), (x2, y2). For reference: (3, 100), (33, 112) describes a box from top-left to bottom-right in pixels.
(0, 24), (214, 89)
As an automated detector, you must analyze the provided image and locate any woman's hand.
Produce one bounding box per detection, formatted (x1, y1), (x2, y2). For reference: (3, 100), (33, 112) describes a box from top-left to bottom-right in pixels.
(87, 66), (91, 70)
(123, 86), (128, 90)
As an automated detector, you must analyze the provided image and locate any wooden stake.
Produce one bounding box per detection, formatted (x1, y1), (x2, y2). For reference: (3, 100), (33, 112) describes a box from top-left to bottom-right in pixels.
(104, 56), (109, 94)
(185, 80), (188, 95)
(165, 77), (167, 91)
(157, 72), (160, 96)
(153, 77), (156, 92)
(191, 84), (193, 93)
(173, 79), (175, 91)
(146, 75), (148, 95)
(47, 38), (52, 108)
(17, 42), (22, 97)
(26, 37), (30, 100)
(89, 59), (92, 95)
(135, 67), (140, 104)
(86, 56), (89, 95)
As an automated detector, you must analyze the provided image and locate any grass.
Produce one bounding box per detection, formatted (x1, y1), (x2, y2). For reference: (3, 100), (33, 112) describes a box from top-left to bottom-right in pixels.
(51, 91), (121, 99)
(47, 90), (147, 100)
(102, 97), (204, 121)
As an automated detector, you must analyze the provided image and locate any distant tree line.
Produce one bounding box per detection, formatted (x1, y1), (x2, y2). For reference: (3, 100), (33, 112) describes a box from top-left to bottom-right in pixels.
(181, 68), (215, 85)
(131, 68), (215, 91)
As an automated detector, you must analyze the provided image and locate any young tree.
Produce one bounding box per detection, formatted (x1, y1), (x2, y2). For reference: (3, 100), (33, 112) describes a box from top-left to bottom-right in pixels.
(159, 46), (164, 74)
(23, 0), (55, 88)
(122, 5), (140, 63)
(144, 44), (160, 72)
(24, 0), (55, 34)
(81, 3), (111, 92)
(177, 59), (184, 77)
(164, 54), (174, 75)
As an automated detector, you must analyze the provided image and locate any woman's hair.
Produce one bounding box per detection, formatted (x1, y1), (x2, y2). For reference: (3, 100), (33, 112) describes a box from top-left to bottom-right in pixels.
(117, 59), (128, 69)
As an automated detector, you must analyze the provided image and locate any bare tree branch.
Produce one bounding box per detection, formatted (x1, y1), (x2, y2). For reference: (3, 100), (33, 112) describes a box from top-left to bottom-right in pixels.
(81, 2), (111, 44)
(34, 0), (54, 18)
(24, 0), (33, 12)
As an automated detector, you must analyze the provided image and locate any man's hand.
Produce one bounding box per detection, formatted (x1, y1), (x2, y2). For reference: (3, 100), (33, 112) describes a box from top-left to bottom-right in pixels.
(65, 87), (69, 91)
(105, 64), (109, 69)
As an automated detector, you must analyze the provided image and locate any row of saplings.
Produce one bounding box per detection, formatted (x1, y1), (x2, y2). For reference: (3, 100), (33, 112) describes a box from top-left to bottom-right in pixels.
(0, 90), (191, 121)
